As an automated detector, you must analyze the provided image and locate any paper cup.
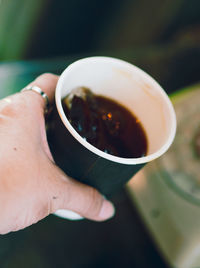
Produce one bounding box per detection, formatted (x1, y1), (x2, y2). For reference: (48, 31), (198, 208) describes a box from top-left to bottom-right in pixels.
(47, 56), (176, 220)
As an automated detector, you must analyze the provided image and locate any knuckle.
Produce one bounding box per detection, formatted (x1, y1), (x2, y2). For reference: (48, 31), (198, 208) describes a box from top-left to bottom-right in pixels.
(84, 187), (103, 216)
(0, 97), (24, 118)
(47, 167), (71, 213)
(38, 72), (57, 81)
(0, 104), (17, 117)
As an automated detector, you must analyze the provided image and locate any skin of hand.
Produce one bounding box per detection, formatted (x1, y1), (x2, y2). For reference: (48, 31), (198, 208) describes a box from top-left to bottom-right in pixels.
(0, 73), (115, 235)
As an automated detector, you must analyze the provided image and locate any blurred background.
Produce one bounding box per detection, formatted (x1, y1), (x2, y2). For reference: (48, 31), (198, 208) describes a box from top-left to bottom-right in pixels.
(0, 0), (200, 93)
(0, 1), (200, 268)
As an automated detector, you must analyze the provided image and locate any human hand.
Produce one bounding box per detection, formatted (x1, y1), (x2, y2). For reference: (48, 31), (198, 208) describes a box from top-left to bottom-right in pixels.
(0, 73), (115, 235)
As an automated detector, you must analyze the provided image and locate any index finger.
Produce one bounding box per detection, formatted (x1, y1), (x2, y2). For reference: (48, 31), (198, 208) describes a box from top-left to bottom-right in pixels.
(26, 73), (59, 106)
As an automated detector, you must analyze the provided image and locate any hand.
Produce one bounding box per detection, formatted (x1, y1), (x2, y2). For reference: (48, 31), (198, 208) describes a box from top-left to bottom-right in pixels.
(0, 73), (115, 235)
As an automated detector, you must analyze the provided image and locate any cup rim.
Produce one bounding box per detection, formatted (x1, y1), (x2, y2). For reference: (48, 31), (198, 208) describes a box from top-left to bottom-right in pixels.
(55, 56), (176, 165)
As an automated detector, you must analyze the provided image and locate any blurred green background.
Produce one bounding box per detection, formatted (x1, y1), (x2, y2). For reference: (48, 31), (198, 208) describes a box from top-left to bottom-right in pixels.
(0, 0), (200, 93)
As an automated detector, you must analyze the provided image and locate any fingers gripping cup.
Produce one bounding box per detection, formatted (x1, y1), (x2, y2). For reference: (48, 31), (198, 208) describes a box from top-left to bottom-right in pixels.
(47, 57), (176, 220)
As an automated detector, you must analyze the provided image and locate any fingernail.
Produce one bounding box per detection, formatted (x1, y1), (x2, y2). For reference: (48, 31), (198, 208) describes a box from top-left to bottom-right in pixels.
(99, 200), (115, 220)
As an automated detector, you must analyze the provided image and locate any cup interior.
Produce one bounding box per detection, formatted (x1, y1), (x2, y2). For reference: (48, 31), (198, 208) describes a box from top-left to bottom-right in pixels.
(55, 57), (176, 165)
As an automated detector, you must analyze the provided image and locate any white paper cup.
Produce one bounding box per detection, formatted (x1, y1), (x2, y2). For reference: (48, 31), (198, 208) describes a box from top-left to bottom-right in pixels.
(47, 56), (176, 220)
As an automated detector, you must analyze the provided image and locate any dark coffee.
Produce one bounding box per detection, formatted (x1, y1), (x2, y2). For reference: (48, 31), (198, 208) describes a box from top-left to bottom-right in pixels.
(62, 87), (148, 158)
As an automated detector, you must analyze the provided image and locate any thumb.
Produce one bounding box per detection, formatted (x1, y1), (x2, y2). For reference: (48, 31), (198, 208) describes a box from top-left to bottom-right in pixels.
(47, 165), (115, 221)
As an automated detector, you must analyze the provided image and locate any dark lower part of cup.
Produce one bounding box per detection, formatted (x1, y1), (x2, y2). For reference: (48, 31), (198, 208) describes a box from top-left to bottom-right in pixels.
(46, 108), (145, 197)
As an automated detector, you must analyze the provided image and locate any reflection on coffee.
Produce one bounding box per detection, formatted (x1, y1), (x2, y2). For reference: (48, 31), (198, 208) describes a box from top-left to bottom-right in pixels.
(62, 87), (148, 158)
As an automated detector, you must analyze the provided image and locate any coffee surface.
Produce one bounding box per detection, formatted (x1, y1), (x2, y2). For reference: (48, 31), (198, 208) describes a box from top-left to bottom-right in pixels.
(62, 87), (148, 158)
